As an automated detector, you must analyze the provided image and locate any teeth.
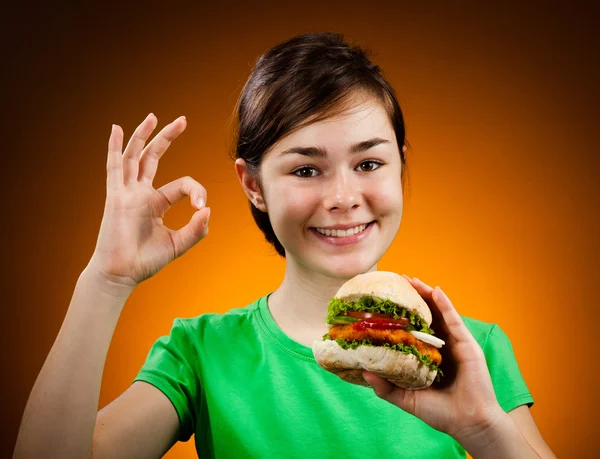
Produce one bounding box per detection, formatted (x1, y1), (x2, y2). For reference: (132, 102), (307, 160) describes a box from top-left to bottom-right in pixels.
(315, 223), (368, 237)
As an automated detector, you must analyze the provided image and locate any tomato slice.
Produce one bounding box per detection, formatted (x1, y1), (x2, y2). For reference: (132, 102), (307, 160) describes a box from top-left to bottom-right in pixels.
(342, 311), (411, 329)
(352, 318), (410, 331)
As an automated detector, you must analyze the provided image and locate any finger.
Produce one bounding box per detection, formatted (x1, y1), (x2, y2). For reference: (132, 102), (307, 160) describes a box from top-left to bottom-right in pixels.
(363, 372), (415, 414)
(106, 124), (123, 190)
(431, 286), (478, 346)
(363, 371), (395, 398)
(171, 206), (211, 258)
(409, 279), (480, 372)
(122, 113), (158, 185)
(138, 116), (187, 185)
(411, 277), (434, 294)
(156, 176), (208, 216)
(409, 278), (438, 315)
(409, 278), (455, 346)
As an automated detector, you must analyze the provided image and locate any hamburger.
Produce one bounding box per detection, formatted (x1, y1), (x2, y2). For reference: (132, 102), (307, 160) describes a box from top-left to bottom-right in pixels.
(312, 271), (445, 390)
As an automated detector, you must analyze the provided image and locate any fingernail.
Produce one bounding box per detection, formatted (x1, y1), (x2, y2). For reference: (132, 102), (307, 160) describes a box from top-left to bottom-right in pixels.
(415, 277), (433, 289)
(204, 207), (211, 226)
(196, 197), (205, 208)
(182, 115), (186, 120)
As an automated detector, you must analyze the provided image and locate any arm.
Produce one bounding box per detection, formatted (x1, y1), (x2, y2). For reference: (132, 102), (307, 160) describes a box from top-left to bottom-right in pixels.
(92, 381), (181, 459)
(507, 405), (556, 458)
(13, 270), (183, 459)
(455, 405), (556, 459)
(13, 269), (130, 458)
(14, 114), (209, 458)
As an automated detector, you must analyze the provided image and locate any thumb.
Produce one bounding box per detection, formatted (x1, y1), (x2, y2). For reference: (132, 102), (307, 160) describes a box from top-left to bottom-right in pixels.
(172, 207), (211, 257)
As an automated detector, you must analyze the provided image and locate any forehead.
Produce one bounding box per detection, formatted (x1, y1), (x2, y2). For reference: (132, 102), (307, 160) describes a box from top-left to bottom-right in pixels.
(266, 96), (394, 159)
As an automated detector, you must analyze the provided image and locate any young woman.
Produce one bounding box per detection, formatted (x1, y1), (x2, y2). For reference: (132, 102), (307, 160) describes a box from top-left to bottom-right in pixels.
(14, 32), (556, 458)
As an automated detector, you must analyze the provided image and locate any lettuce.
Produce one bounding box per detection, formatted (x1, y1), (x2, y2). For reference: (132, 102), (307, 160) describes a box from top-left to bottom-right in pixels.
(326, 296), (434, 334)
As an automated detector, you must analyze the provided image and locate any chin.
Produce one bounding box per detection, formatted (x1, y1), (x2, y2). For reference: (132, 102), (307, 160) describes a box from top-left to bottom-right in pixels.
(315, 253), (379, 280)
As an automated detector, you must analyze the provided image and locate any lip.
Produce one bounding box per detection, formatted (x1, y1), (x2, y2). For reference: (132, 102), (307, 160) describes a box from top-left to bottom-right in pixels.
(309, 221), (375, 246)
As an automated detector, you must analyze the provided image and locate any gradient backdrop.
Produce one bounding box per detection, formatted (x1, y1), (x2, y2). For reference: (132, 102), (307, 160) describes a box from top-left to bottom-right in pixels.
(3, 2), (599, 458)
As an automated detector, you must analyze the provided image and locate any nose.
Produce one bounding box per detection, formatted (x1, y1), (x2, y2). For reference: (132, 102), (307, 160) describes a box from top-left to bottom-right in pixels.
(322, 170), (361, 212)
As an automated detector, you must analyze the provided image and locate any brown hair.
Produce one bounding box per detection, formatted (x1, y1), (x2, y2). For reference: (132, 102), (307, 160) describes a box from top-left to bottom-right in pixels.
(229, 32), (408, 257)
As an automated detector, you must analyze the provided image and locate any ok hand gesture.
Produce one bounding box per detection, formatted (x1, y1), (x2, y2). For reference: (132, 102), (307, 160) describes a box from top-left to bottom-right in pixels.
(88, 113), (211, 292)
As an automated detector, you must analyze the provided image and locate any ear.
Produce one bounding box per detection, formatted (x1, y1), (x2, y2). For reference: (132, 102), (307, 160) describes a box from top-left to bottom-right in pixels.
(235, 158), (268, 212)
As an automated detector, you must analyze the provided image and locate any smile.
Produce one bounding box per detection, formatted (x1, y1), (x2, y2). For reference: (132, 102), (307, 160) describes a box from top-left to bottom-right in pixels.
(309, 221), (375, 246)
(314, 223), (368, 237)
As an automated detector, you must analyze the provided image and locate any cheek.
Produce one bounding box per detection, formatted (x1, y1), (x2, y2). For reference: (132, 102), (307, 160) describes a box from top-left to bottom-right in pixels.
(370, 176), (404, 212)
(269, 183), (318, 222)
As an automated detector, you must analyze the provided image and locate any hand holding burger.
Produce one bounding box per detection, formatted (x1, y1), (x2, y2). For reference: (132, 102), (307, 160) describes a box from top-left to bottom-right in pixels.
(314, 272), (512, 453)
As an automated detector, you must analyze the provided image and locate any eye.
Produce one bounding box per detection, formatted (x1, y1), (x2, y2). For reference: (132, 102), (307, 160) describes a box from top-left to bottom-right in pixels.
(292, 166), (319, 178)
(356, 160), (383, 172)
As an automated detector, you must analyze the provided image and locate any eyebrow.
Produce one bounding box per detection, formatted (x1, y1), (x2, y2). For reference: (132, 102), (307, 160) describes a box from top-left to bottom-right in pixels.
(278, 137), (391, 158)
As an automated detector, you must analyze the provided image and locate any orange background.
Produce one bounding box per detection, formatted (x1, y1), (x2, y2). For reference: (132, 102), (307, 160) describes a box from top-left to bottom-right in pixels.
(3, 2), (598, 458)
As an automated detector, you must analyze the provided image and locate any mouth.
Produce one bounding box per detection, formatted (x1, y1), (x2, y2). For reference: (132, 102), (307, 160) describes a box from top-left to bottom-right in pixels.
(309, 221), (376, 246)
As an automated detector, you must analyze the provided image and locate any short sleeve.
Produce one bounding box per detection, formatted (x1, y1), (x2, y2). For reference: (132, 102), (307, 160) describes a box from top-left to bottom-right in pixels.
(482, 324), (534, 413)
(133, 318), (200, 442)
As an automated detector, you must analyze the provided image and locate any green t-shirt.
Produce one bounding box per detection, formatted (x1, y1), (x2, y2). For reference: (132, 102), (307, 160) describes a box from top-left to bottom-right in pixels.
(133, 292), (534, 458)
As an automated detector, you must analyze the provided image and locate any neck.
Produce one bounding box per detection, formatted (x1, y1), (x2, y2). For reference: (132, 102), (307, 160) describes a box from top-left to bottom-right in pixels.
(267, 258), (378, 345)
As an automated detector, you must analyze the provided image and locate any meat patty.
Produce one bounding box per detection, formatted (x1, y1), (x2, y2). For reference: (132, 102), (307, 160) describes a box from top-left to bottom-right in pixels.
(329, 324), (442, 365)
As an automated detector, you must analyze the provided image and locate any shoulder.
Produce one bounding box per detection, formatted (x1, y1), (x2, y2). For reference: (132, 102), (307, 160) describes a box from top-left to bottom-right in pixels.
(160, 296), (267, 365)
(459, 315), (513, 351)
(460, 315), (497, 346)
(460, 316), (534, 410)
(169, 295), (263, 337)
(460, 315), (523, 369)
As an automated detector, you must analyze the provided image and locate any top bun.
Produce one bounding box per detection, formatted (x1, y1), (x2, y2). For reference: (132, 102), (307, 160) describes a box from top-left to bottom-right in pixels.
(334, 271), (432, 326)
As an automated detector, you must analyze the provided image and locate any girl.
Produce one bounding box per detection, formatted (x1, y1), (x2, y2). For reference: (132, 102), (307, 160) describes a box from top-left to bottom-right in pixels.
(14, 32), (555, 458)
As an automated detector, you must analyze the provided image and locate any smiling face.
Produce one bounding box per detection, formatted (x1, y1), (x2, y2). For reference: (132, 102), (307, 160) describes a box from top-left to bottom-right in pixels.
(243, 92), (404, 279)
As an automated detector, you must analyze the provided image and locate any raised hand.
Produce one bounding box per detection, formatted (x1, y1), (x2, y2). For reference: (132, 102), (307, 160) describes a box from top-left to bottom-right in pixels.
(87, 113), (211, 292)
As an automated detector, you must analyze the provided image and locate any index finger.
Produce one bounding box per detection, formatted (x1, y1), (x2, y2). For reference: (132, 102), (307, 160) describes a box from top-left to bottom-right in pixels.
(138, 116), (187, 185)
(411, 278), (477, 346)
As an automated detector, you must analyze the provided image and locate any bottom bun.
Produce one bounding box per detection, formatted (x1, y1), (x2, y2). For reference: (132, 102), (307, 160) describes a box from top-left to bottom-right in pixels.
(312, 339), (437, 390)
